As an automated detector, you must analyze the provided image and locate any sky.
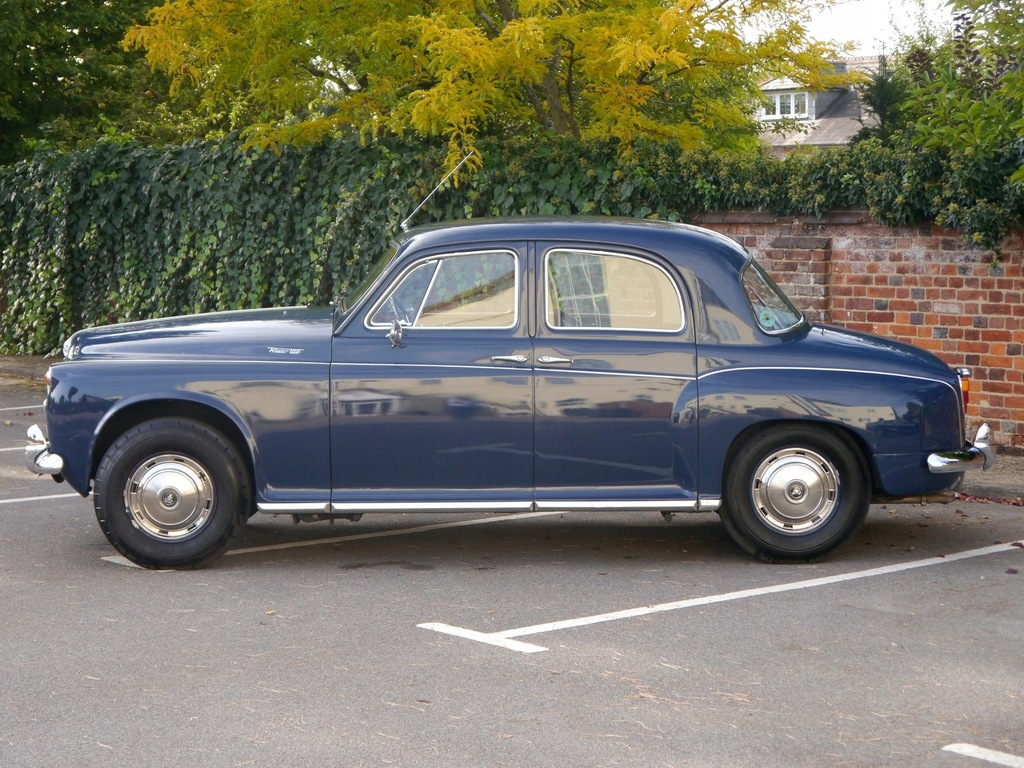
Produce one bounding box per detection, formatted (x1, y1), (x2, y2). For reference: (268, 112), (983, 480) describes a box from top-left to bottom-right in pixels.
(804, 0), (955, 55)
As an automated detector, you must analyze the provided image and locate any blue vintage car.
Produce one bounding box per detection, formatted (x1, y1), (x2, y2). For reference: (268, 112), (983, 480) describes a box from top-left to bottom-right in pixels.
(26, 218), (995, 568)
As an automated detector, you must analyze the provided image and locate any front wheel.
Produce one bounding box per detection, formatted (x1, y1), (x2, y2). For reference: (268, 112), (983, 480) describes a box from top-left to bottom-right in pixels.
(720, 426), (870, 562)
(93, 418), (250, 569)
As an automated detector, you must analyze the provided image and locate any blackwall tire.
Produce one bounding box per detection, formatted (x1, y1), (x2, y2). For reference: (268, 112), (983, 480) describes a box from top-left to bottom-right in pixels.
(93, 418), (250, 569)
(721, 426), (870, 562)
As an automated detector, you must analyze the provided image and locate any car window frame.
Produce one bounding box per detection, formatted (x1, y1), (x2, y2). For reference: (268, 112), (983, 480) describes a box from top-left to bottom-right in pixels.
(740, 257), (806, 336)
(542, 247), (687, 334)
(364, 248), (521, 332)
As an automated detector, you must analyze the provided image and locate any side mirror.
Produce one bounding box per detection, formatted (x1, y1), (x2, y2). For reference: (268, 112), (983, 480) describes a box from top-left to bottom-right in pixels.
(387, 319), (403, 349)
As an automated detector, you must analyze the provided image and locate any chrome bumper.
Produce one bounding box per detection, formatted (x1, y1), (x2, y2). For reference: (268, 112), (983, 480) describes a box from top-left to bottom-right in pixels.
(927, 423), (996, 474)
(25, 424), (64, 476)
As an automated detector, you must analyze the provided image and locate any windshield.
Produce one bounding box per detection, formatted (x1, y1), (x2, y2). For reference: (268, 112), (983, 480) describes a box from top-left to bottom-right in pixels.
(335, 245), (397, 320)
(741, 260), (805, 334)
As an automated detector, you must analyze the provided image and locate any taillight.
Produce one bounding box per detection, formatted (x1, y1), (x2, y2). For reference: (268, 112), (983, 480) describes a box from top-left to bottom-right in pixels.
(955, 367), (970, 409)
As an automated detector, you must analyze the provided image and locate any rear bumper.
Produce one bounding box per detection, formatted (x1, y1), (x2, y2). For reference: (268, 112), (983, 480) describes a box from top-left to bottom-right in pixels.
(927, 423), (996, 474)
(25, 424), (64, 476)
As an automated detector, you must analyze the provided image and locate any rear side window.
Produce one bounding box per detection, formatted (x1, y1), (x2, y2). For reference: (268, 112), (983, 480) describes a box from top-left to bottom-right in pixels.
(546, 249), (684, 332)
(368, 250), (518, 329)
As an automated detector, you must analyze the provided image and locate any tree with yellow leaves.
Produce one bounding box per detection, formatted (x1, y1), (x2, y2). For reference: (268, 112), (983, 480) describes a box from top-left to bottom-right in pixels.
(126, 0), (851, 166)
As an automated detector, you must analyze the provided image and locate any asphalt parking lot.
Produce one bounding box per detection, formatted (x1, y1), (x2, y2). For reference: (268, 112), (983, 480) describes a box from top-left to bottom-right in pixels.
(2, 372), (1022, 768)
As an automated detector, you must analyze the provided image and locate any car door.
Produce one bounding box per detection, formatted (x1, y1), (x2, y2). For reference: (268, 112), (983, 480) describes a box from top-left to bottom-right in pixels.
(532, 243), (701, 511)
(329, 245), (534, 512)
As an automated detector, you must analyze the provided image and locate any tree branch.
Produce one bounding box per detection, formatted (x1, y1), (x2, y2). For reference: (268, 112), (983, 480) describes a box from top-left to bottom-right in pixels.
(301, 63), (357, 92)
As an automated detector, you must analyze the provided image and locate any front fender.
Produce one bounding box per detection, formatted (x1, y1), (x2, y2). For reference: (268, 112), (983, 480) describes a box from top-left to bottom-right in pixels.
(46, 359), (331, 501)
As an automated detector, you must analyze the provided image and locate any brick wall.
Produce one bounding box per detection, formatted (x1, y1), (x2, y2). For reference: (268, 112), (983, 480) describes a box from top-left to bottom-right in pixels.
(696, 212), (1024, 451)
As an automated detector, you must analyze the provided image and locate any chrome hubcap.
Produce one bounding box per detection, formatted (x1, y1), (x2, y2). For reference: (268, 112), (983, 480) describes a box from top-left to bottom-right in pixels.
(751, 447), (839, 533)
(124, 454), (214, 541)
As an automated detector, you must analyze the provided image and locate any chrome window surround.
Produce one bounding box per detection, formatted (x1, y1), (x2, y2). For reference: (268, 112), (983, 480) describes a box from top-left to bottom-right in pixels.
(543, 248), (686, 334)
(365, 249), (520, 331)
(740, 260), (805, 335)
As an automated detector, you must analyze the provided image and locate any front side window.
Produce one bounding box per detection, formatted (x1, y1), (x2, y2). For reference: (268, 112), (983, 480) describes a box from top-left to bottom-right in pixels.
(368, 250), (518, 329)
(742, 261), (804, 333)
(546, 249), (684, 332)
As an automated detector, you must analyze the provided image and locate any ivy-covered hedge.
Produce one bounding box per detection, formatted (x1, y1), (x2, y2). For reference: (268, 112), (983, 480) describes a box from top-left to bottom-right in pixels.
(1, 134), (1021, 354)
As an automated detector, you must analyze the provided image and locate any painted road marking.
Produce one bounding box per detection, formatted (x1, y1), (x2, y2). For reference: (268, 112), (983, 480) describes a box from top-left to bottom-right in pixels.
(102, 555), (145, 570)
(0, 446), (26, 452)
(0, 404), (42, 412)
(225, 510), (568, 557)
(943, 743), (1024, 767)
(101, 555), (176, 573)
(0, 492), (80, 506)
(420, 540), (1024, 653)
(97, 510), (571, 568)
(418, 623), (549, 653)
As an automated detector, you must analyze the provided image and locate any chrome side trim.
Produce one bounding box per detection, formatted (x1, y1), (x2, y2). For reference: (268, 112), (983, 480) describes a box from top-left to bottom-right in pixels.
(257, 503), (332, 514)
(329, 360), (695, 382)
(696, 365), (961, 398)
(257, 501), (535, 515)
(928, 423), (996, 474)
(533, 367), (693, 382)
(256, 498), (721, 515)
(535, 499), (709, 512)
(60, 357), (331, 368)
(330, 361), (543, 375)
(331, 501), (534, 513)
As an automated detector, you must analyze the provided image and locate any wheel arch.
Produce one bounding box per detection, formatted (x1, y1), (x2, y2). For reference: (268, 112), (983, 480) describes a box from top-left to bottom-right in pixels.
(91, 398), (256, 501)
(722, 419), (877, 495)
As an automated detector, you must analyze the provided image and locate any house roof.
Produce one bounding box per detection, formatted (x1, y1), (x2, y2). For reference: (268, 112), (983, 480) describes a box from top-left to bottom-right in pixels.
(759, 88), (876, 153)
(758, 57), (880, 154)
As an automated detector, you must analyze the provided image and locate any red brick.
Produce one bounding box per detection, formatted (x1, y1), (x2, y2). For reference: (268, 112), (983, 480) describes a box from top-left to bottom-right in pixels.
(730, 218), (1022, 443)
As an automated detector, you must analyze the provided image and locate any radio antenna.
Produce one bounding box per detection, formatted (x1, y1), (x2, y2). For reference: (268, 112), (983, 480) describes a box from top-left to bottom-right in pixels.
(400, 152), (474, 232)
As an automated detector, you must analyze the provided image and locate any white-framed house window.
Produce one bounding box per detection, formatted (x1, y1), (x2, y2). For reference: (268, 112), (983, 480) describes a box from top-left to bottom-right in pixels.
(761, 91), (810, 120)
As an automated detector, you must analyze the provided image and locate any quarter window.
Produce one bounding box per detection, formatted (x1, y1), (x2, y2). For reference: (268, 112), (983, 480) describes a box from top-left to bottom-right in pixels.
(742, 261), (804, 333)
(368, 251), (518, 329)
(546, 250), (684, 332)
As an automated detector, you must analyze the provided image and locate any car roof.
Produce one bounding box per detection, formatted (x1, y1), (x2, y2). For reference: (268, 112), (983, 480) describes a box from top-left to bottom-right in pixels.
(399, 217), (750, 274)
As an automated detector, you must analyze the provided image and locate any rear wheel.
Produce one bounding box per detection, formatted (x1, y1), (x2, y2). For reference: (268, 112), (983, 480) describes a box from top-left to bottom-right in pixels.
(720, 426), (869, 562)
(94, 418), (250, 569)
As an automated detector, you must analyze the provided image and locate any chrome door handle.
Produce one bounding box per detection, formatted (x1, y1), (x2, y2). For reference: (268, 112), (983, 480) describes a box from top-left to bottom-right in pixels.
(538, 355), (573, 365)
(491, 355), (528, 364)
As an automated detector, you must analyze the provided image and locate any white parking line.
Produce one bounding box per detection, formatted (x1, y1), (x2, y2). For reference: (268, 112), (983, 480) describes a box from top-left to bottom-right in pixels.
(101, 510), (571, 568)
(0, 446), (25, 452)
(0, 492), (80, 506)
(944, 743), (1024, 767)
(226, 510), (568, 556)
(420, 540), (1024, 653)
(0, 404), (41, 412)
(101, 555), (146, 569)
